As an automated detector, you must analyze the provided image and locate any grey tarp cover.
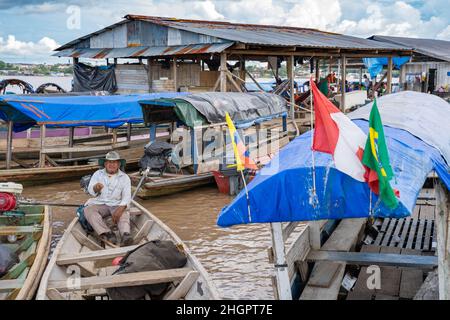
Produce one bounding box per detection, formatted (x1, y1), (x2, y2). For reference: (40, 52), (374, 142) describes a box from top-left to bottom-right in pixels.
(349, 91), (450, 164)
(73, 63), (117, 93)
(178, 92), (287, 126)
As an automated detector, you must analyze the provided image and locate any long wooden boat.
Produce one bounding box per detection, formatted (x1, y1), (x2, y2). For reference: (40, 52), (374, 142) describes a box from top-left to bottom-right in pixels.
(36, 200), (220, 300)
(0, 158), (140, 186)
(130, 171), (215, 199)
(0, 205), (52, 300)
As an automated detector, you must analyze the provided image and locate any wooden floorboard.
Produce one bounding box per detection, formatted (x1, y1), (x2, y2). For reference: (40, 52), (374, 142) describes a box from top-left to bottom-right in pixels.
(397, 217), (411, 248)
(423, 219), (433, 251)
(391, 218), (405, 247)
(381, 220), (397, 247)
(300, 218), (366, 300)
(377, 247), (401, 297)
(399, 248), (424, 299)
(406, 218), (419, 249)
(414, 219), (426, 250)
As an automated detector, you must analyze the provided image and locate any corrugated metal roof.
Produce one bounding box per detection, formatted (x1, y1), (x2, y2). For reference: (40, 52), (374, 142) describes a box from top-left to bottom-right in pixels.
(53, 42), (234, 58)
(56, 15), (412, 53)
(370, 35), (450, 62)
(123, 15), (410, 51)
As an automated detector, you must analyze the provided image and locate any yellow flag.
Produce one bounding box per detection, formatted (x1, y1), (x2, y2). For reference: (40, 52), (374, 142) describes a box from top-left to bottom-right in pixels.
(225, 112), (245, 171)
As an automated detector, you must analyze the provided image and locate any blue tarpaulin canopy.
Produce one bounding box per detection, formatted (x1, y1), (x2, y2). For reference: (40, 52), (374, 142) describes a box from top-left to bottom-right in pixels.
(0, 93), (186, 132)
(217, 92), (450, 227)
(363, 57), (410, 78)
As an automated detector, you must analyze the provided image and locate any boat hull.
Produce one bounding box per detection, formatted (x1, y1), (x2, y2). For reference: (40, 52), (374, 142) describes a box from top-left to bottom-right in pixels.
(130, 172), (215, 199)
(36, 200), (219, 300)
(0, 205), (52, 300)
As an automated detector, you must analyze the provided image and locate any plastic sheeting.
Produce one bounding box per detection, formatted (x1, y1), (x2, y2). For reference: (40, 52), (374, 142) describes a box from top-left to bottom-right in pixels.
(179, 92), (288, 127)
(73, 63), (117, 92)
(172, 99), (208, 127)
(349, 91), (450, 164)
(217, 120), (449, 227)
(362, 57), (410, 78)
(0, 92), (184, 132)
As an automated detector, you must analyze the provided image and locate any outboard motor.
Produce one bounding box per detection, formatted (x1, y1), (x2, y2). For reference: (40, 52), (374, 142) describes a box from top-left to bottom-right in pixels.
(0, 183), (23, 214)
(139, 141), (174, 175)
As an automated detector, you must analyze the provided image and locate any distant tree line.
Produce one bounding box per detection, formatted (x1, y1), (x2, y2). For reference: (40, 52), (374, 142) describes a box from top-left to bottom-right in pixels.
(0, 60), (73, 75)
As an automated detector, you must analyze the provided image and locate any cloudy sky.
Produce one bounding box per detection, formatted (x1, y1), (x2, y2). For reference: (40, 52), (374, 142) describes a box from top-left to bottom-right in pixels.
(0, 0), (449, 63)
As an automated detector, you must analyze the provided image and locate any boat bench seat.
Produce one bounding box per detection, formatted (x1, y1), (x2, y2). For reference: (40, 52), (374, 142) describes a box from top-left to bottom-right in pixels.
(47, 267), (193, 292)
(56, 245), (141, 265)
(0, 279), (25, 292)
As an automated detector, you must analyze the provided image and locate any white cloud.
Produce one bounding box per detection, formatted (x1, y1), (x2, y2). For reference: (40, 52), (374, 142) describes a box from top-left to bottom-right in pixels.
(22, 2), (64, 14)
(331, 1), (448, 39)
(0, 35), (59, 56)
(437, 25), (450, 40)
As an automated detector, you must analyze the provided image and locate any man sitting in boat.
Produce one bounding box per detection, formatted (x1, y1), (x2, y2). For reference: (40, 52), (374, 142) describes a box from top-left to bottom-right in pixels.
(84, 151), (132, 246)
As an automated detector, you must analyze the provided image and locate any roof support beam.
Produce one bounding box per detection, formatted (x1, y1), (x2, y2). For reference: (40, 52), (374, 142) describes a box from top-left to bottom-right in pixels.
(386, 56), (393, 94)
(340, 55), (346, 111)
(286, 55), (295, 121)
(227, 50), (413, 59)
(220, 52), (227, 92)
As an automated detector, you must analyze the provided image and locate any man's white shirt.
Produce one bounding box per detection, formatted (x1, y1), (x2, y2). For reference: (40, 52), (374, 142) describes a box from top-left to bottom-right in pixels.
(86, 169), (131, 207)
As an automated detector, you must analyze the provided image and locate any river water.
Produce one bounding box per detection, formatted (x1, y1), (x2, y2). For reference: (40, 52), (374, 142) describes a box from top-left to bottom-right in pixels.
(22, 181), (275, 300)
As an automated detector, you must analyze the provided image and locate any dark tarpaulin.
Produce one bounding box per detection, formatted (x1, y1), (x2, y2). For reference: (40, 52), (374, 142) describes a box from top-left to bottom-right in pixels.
(178, 92), (287, 127)
(73, 63), (117, 93)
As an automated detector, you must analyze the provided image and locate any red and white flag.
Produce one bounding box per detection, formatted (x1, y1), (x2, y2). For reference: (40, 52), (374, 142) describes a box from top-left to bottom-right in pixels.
(311, 80), (367, 182)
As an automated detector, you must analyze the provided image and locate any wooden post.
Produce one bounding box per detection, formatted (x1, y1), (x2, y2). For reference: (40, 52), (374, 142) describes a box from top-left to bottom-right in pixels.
(126, 123), (132, 142)
(387, 56), (393, 94)
(315, 58), (320, 82)
(114, 58), (118, 65)
(270, 222), (293, 300)
(435, 181), (450, 300)
(112, 129), (117, 147)
(239, 58), (246, 87)
(39, 125), (46, 168)
(359, 67), (363, 90)
(220, 53), (227, 92)
(173, 58), (178, 92)
(190, 127), (199, 174)
(68, 127), (75, 161)
(6, 121), (13, 170)
(309, 221), (321, 250)
(328, 57), (332, 76)
(286, 55), (295, 121)
(340, 55), (346, 111)
(68, 127), (75, 148)
(147, 58), (153, 92)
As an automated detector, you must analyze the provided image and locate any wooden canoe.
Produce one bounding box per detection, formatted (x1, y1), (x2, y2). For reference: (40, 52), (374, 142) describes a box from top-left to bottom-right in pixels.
(36, 200), (220, 300)
(130, 171), (215, 199)
(0, 158), (140, 186)
(0, 205), (52, 300)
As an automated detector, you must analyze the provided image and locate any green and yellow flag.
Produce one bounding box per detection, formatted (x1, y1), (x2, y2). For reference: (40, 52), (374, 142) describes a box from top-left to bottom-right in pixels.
(362, 99), (399, 209)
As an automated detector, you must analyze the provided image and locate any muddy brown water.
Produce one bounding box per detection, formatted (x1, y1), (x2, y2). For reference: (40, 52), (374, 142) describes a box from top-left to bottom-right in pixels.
(22, 181), (274, 299)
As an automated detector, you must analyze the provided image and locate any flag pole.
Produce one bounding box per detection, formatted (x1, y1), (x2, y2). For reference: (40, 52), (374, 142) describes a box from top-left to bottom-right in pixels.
(240, 169), (252, 223)
(310, 76), (317, 206)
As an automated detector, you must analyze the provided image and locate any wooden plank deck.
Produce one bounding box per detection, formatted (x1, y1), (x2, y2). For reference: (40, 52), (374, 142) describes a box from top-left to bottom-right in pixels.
(300, 218), (366, 300)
